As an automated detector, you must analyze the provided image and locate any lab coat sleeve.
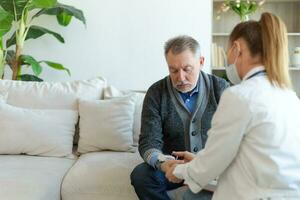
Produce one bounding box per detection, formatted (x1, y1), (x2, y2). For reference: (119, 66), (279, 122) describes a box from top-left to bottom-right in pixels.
(173, 88), (252, 193)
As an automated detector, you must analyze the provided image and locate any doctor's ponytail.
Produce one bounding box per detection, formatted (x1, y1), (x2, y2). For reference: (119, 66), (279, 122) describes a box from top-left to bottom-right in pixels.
(259, 13), (291, 88)
(229, 12), (292, 89)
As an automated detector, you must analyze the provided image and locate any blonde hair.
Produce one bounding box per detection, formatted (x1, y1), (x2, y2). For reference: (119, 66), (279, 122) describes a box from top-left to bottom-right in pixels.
(260, 13), (291, 88)
(229, 12), (292, 89)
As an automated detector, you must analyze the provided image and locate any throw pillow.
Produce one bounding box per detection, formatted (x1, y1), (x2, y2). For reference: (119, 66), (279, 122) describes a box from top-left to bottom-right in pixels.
(0, 102), (78, 157)
(78, 94), (136, 153)
(104, 86), (145, 146)
(0, 77), (106, 110)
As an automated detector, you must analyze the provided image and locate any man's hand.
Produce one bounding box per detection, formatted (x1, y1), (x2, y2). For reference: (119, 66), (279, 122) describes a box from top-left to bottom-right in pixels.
(165, 163), (183, 183)
(172, 151), (195, 163)
(160, 159), (184, 173)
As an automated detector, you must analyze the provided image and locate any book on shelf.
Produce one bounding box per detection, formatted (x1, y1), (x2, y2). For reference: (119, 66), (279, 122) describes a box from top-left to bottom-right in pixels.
(211, 43), (226, 69)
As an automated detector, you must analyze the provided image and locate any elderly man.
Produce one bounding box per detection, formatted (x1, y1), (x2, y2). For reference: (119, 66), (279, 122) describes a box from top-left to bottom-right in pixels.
(130, 35), (229, 200)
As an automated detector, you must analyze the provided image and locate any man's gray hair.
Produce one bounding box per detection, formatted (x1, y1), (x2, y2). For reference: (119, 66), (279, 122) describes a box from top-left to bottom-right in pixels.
(164, 35), (201, 58)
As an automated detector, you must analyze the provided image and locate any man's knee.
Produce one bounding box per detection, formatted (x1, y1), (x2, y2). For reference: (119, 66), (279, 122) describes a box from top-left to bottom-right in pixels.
(130, 162), (152, 186)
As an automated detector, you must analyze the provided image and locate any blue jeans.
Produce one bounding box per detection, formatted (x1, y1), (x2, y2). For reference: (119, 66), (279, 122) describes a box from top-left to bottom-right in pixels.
(130, 162), (183, 200)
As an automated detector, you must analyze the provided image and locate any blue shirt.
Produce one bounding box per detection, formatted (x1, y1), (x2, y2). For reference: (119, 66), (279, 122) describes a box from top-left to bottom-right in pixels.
(179, 83), (199, 113)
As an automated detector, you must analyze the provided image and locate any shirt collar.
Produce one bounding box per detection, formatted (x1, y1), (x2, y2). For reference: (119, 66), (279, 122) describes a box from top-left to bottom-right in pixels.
(243, 66), (265, 81)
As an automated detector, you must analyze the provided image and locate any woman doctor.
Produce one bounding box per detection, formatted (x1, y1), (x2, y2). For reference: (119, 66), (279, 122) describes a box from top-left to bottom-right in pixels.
(164, 12), (300, 200)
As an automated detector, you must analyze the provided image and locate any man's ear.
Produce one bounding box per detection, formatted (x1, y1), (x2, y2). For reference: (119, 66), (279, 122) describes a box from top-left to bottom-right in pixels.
(199, 56), (205, 68)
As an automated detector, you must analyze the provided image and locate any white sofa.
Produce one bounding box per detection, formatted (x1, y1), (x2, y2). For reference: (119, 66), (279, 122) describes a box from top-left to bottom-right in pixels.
(0, 78), (186, 200)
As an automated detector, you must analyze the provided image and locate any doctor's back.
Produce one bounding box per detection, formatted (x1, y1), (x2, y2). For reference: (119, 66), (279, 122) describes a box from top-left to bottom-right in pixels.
(217, 72), (300, 198)
(212, 12), (300, 199)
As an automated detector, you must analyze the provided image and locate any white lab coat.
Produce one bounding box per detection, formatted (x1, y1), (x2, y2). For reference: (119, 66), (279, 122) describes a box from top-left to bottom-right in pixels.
(174, 66), (300, 200)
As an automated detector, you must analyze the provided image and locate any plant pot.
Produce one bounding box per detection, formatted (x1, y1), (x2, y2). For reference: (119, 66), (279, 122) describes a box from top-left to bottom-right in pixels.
(240, 14), (250, 22)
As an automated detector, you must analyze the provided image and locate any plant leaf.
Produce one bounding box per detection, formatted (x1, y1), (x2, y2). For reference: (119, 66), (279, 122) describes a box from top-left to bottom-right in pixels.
(0, 7), (13, 37)
(247, 3), (257, 15)
(0, 0), (30, 20)
(27, 25), (65, 43)
(6, 25), (65, 47)
(41, 60), (71, 76)
(33, 3), (86, 26)
(0, 6), (12, 21)
(56, 11), (72, 26)
(31, 0), (57, 8)
(6, 32), (16, 48)
(18, 74), (43, 82)
(20, 55), (43, 76)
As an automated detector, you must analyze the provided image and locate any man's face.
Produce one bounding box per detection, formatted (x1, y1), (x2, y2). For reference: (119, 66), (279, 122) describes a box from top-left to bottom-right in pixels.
(166, 49), (204, 93)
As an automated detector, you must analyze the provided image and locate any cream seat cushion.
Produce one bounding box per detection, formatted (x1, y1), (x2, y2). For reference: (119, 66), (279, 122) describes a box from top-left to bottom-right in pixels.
(0, 155), (75, 200)
(62, 151), (143, 200)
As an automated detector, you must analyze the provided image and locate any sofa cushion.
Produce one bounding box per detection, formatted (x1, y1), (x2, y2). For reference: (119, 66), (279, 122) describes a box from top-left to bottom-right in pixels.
(104, 86), (145, 145)
(0, 77), (106, 110)
(0, 155), (75, 200)
(78, 94), (136, 153)
(62, 151), (143, 200)
(0, 102), (78, 157)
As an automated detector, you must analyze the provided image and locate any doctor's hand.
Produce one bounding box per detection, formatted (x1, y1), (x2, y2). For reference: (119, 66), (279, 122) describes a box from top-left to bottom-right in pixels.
(165, 163), (183, 183)
(172, 151), (195, 163)
(161, 160), (184, 173)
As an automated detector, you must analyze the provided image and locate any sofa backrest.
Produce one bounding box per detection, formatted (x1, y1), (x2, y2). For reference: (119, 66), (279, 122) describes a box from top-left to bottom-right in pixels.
(0, 77), (106, 110)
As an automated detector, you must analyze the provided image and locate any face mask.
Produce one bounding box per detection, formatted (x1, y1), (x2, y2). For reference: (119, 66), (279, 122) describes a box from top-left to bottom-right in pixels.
(225, 48), (241, 85)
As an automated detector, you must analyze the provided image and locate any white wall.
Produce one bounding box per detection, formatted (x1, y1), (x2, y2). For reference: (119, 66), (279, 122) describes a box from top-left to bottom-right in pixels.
(11, 0), (212, 90)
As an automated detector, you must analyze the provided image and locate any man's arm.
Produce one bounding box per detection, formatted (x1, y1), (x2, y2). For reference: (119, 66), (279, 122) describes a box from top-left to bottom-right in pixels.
(213, 76), (230, 103)
(138, 85), (164, 169)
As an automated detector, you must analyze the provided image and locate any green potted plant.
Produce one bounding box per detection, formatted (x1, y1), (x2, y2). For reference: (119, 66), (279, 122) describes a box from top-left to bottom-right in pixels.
(0, 0), (85, 81)
(218, 0), (265, 22)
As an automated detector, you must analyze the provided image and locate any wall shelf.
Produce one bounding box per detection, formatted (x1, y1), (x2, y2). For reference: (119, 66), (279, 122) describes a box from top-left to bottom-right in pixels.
(212, 68), (225, 70)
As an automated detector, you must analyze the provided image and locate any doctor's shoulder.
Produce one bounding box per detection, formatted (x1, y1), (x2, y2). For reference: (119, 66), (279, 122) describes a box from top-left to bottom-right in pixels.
(219, 83), (253, 107)
(229, 77), (264, 96)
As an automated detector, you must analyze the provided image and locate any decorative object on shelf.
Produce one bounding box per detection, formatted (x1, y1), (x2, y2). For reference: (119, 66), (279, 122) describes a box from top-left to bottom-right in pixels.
(0, 0), (86, 81)
(291, 47), (300, 68)
(217, 0), (266, 22)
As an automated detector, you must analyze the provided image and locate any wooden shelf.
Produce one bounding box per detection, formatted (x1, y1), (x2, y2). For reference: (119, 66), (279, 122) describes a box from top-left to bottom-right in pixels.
(212, 68), (225, 70)
(212, 33), (229, 36)
(290, 67), (300, 70)
(287, 33), (300, 36)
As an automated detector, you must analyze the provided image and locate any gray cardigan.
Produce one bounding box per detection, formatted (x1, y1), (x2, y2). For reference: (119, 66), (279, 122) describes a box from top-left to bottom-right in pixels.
(138, 71), (229, 164)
